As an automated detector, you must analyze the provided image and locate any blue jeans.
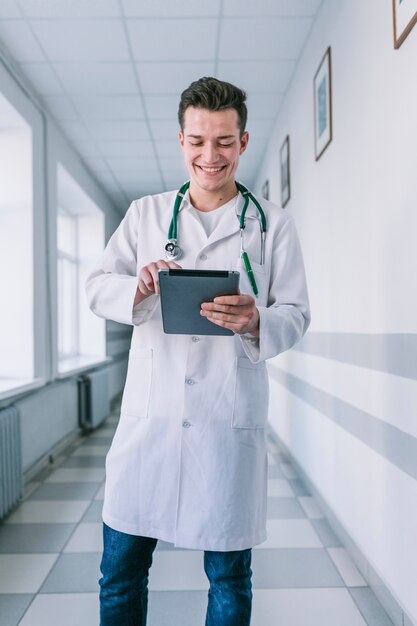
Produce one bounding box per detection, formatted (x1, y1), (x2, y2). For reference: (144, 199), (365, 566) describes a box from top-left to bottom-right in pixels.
(99, 523), (252, 626)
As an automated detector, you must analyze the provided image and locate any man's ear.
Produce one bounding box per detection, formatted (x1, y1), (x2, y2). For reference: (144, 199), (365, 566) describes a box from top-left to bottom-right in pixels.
(178, 130), (184, 150)
(239, 131), (249, 155)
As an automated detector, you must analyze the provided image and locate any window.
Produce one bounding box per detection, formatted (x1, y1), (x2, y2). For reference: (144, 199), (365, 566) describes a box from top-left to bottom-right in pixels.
(0, 92), (33, 393)
(57, 165), (105, 375)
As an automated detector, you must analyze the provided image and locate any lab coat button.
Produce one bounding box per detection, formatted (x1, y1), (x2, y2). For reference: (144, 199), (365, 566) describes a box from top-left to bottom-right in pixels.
(199, 254), (208, 261)
(191, 336), (200, 342)
(186, 378), (195, 385)
(182, 421), (191, 428)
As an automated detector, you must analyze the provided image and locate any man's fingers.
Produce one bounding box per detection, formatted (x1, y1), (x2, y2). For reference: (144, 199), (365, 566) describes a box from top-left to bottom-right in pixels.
(138, 267), (155, 294)
(213, 294), (254, 306)
(139, 259), (183, 296)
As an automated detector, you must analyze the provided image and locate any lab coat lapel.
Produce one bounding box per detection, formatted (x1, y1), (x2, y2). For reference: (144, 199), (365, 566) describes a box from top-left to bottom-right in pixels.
(206, 202), (240, 247)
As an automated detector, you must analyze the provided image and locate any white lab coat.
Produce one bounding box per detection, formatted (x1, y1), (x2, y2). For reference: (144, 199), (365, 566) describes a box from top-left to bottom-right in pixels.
(86, 187), (310, 551)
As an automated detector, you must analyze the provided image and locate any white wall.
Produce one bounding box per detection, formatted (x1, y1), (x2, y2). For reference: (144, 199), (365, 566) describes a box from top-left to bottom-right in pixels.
(254, 1), (417, 624)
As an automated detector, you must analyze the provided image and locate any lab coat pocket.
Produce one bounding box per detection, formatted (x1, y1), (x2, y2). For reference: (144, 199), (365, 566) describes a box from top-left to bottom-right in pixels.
(120, 348), (153, 419)
(232, 357), (268, 429)
(235, 257), (268, 306)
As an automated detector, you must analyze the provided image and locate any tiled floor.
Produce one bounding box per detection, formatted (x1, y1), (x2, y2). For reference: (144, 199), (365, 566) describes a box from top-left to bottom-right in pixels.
(0, 411), (394, 626)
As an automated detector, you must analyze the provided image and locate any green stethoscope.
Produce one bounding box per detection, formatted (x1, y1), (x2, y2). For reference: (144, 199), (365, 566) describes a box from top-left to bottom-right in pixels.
(165, 181), (267, 296)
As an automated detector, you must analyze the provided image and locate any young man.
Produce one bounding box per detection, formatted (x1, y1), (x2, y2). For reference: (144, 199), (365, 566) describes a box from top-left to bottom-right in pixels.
(86, 77), (310, 626)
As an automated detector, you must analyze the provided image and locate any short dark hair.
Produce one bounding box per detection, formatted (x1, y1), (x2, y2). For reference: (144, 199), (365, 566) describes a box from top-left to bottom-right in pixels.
(178, 77), (247, 136)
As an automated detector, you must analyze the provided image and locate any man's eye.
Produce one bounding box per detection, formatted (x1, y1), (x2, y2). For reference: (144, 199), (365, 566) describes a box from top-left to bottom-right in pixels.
(218, 143), (233, 147)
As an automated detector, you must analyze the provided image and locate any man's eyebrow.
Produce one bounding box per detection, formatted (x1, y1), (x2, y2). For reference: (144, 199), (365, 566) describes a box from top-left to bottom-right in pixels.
(186, 134), (236, 139)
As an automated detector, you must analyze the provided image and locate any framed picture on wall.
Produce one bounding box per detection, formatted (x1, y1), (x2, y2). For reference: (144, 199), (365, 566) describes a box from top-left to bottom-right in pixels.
(314, 46), (333, 161)
(280, 135), (290, 208)
(261, 179), (269, 201)
(392, 0), (417, 48)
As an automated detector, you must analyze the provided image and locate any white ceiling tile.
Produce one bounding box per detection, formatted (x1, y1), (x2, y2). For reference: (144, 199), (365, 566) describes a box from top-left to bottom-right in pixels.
(75, 142), (105, 160)
(219, 17), (313, 60)
(149, 119), (180, 140)
(125, 183), (162, 198)
(0, 2), (22, 18)
(163, 174), (188, 190)
(98, 141), (154, 158)
(105, 156), (159, 172)
(53, 63), (137, 94)
(223, 0), (322, 17)
(163, 167), (190, 181)
(89, 120), (150, 141)
(0, 21), (46, 61)
(19, 0), (121, 18)
(19, 62), (63, 94)
(59, 119), (91, 142)
(43, 95), (78, 120)
(74, 95), (144, 119)
(117, 172), (163, 187)
(137, 62), (215, 94)
(246, 93), (284, 119)
(127, 19), (217, 61)
(159, 156), (185, 170)
(122, 0), (221, 18)
(144, 94), (180, 119)
(155, 139), (183, 158)
(95, 171), (122, 187)
(81, 154), (112, 172)
(30, 19), (130, 61)
(114, 169), (160, 184)
(87, 160), (114, 174)
(217, 60), (296, 93)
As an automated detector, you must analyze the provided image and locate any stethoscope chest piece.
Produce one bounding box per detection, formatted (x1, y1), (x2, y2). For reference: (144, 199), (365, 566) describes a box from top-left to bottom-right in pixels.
(165, 238), (182, 261)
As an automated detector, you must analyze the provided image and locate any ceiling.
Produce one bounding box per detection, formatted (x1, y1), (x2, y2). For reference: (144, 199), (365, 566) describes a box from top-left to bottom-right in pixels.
(0, 0), (323, 213)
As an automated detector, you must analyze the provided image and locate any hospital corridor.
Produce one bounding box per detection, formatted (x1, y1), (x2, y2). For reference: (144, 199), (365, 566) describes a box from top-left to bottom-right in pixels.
(0, 1), (416, 625)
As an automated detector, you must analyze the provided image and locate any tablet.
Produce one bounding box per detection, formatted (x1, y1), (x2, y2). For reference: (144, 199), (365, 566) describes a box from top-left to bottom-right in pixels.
(158, 269), (240, 336)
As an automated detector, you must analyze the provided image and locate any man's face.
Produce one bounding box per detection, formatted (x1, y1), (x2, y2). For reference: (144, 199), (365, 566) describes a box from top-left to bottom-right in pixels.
(179, 106), (249, 196)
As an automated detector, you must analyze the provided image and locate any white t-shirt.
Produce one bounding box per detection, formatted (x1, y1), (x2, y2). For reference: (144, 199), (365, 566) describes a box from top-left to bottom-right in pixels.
(190, 195), (238, 237)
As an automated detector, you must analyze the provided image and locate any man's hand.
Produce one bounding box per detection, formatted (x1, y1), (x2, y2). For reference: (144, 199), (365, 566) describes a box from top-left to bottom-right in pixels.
(200, 294), (260, 337)
(134, 259), (182, 306)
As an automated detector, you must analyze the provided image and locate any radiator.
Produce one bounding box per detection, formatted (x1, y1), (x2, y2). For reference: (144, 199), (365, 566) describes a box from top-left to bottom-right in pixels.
(78, 368), (110, 430)
(0, 405), (23, 519)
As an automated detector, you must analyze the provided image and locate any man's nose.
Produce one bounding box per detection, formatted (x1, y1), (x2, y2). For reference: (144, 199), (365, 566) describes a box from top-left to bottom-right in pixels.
(201, 142), (219, 164)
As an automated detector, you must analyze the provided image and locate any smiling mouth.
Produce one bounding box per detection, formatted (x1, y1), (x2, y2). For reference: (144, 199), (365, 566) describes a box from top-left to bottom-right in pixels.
(196, 165), (227, 173)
